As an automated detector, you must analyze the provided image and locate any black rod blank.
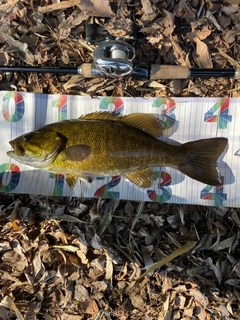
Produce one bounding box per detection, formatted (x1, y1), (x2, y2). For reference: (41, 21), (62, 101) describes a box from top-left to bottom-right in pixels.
(0, 65), (238, 80)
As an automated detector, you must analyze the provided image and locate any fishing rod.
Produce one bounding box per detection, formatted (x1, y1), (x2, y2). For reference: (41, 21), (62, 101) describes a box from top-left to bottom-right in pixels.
(0, 23), (239, 80)
(1, 60), (238, 79)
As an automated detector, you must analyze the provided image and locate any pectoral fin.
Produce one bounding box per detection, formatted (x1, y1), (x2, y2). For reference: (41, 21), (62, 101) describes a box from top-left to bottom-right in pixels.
(61, 145), (91, 161)
(125, 167), (153, 188)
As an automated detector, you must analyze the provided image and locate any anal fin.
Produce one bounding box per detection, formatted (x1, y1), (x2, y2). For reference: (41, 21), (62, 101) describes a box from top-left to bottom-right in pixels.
(65, 174), (92, 190)
(125, 167), (153, 188)
(65, 174), (79, 189)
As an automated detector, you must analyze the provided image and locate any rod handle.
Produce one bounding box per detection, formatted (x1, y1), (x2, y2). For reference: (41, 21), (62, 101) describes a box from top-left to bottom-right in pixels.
(150, 65), (190, 80)
(80, 63), (191, 79)
(80, 63), (94, 78)
(79, 63), (239, 80)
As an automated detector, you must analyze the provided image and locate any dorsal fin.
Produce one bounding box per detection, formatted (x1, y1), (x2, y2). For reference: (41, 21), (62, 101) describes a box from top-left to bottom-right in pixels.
(79, 111), (117, 121)
(79, 111), (164, 138)
(119, 113), (164, 138)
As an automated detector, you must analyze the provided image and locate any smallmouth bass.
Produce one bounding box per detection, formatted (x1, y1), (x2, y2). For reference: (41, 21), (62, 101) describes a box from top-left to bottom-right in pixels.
(7, 112), (228, 189)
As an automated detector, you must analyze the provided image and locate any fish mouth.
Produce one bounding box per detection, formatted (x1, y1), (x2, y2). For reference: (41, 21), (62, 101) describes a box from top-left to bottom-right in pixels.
(8, 140), (25, 156)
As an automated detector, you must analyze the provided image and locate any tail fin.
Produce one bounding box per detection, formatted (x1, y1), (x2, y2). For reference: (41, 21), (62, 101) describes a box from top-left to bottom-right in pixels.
(178, 137), (228, 185)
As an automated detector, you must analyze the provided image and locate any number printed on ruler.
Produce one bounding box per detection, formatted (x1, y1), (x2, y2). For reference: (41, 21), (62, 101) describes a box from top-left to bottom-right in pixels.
(204, 98), (232, 129)
(2, 92), (25, 122)
(49, 173), (65, 196)
(147, 171), (172, 202)
(94, 176), (121, 199)
(52, 95), (67, 121)
(200, 176), (227, 206)
(152, 97), (176, 129)
(0, 163), (21, 192)
(99, 97), (124, 114)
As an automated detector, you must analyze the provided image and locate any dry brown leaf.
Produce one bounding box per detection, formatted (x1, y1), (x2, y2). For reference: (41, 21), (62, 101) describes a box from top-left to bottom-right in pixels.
(63, 75), (84, 92)
(76, 250), (88, 264)
(78, 0), (113, 18)
(0, 32), (35, 65)
(90, 255), (106, 271)
(221, 4), (239, 15)
(91, 280), (108, 293)
(141, 9), (175, 38)
(197, 26), (212, 41)
(0, 51), (8, 65)
(54, 231), (68, 244)
(224, 29), (240, 44)
(174, 0), (188, 18)
(158, 9), (175, 37)
(141, 0), (157, 22)
(80, 299), (99, 315)
(69, 254), (81, 268)
(175, 0), (196, 24)
(175, 295), (186, 309)
(97, 199), (120, 236)
(0, 296), (23, 320)
(130, 293), (145, 309)
(141, 245), (153, 271)
(214, 235), (236, 251)
(231, 210), (240, 225)
(225, 0), (240, 3)
(2, 250), (28, 273)
(74, 282), (90, 302)
(206, 257), (222, 284)
(171, 38), (190, 67)
(218, 15), (232, 29)
(192, 36), (213, 69)
(218, 48), (240, 68)
(32, 251), (44, 277)
(148, 81), (166, 88)
(170, 79), (188, 95)
(38, 0), (79, 14)
(206, 11), (223, 31)
(187, 26), (212, 42)
(194, 301), (207, 320)
(57, 12), (85, 39)
(190, 289), (209, 309)
(183, 304), (194, 317)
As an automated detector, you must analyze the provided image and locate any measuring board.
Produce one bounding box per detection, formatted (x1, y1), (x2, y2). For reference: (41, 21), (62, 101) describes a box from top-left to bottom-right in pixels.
(1, 92), (238, 206)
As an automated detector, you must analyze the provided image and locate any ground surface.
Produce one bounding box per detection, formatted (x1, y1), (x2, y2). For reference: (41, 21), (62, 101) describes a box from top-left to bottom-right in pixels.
(0, 0), (240, 319)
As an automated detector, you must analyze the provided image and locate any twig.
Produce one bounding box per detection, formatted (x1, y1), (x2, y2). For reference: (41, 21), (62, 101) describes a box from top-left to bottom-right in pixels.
(38, 0), (80, 14)
(0, 0), (19, 11)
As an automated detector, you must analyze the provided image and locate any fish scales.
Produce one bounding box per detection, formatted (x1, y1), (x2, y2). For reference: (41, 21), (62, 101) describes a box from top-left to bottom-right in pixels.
(40, 120), (172, 175)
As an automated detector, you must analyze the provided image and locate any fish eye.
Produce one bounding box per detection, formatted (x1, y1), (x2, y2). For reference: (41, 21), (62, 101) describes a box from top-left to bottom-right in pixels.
(23, 134), (32, 142)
